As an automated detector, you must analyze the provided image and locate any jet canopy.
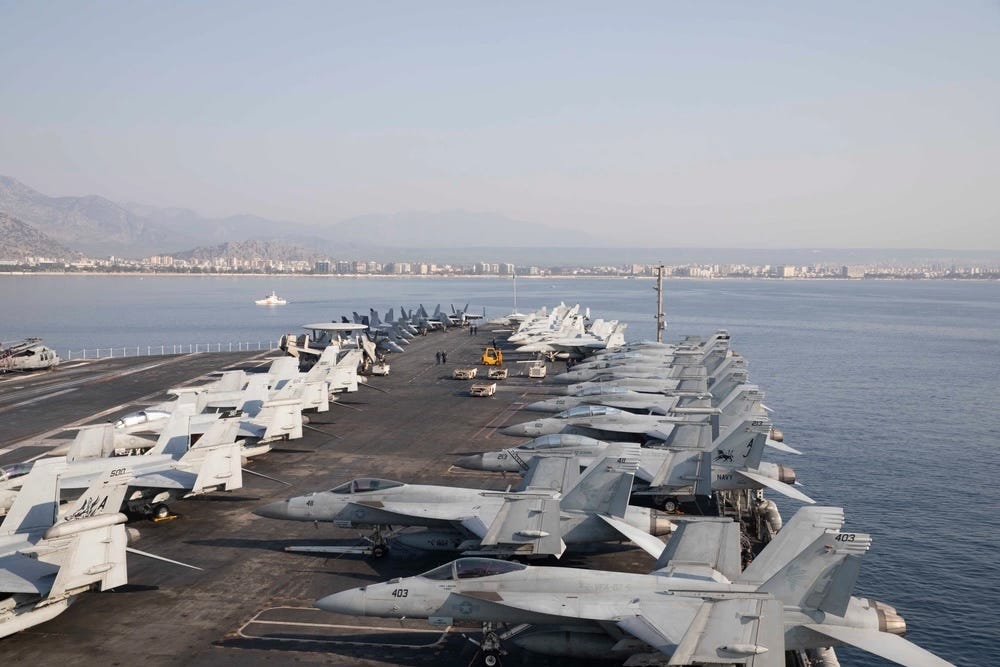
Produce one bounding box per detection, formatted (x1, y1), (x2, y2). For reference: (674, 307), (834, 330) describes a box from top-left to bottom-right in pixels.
(0, 462), (32, 482)
(555, 405), (623, 419)
(517, 434), (604, 450)
(330, 478), (404, 494)
(576, 386), (629, 397)
(420, 558), (527, 581)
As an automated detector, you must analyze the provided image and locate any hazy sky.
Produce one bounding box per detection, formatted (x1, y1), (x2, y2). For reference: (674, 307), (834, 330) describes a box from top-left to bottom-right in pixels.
(1, 1), (998, 248)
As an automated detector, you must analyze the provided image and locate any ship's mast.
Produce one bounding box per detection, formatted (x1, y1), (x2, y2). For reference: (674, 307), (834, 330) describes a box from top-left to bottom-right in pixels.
(512, 273), (517, 314)
(655, 265), (666, 343)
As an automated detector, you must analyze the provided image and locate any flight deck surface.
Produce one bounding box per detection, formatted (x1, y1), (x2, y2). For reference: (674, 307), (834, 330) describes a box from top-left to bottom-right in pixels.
(0, 331), (649, 666)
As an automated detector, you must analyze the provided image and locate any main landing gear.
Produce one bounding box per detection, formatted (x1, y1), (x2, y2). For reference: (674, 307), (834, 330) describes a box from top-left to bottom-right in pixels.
(283, 524), (393, 558)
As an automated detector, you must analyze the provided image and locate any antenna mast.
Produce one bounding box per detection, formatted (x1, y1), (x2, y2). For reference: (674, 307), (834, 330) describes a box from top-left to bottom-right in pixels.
(512, 273), (517, 313)
(655, 265), (666, 343)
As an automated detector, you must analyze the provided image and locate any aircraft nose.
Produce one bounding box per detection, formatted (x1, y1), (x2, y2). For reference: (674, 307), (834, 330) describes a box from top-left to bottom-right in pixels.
(500, 423), (529, 436)
(253, 499), (294, 520)
(524, 400), (556, 412)
(316, 587), (366, 615)
(453, 454), (485, 470)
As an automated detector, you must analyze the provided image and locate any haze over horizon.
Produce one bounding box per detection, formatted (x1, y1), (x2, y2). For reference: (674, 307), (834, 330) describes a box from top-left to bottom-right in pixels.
(1, 2), (998, 250)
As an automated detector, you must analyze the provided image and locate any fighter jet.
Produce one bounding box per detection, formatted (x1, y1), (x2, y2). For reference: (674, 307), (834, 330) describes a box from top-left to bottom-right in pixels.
(524, 385), (682, 415)
(536, 364), (750, 414)
(1, 415), (242, 520)
(514, 319), (628, 359)
(0, 462), (133, 638)
(458, 417), (811, 508)
(551, 331), (734, 385)
(316, 506), (954, 667)
(559, 358), (746, 397)
(501, 383), (768, 444)
(254, 448), (675, 559)
(0, 460), (202, 639)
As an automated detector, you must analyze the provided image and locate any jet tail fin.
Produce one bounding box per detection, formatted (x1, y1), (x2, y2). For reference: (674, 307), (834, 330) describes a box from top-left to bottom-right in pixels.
(1, 458), (64, 535)
(45, 469), (132, 595)
(147, 412), (191, 458)
(257, 398), (304, 441)
(739, 506), (846, 586)
(184, 418), (243, 493)
(711, 417), (770, 470)
(67, 423), (116, 462)
(740, 506), (869, 617)
(756, 527), (871, 616)
(560, 444), (640, 518)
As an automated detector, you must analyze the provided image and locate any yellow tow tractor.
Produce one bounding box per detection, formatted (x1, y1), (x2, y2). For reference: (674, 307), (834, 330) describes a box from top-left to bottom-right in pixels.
(481, 346), (503, 366)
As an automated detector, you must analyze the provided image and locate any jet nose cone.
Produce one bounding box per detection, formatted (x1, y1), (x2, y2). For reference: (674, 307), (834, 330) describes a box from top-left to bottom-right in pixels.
(253, 499), (293, 520)
(453, 454), (485, 470)
(316, 587), (366, 615)
(500, 423), (529, 436)
(524, 401), (555, 412)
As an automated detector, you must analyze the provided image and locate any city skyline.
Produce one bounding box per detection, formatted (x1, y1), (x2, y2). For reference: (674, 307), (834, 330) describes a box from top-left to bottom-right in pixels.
(1, 2), (998, 249)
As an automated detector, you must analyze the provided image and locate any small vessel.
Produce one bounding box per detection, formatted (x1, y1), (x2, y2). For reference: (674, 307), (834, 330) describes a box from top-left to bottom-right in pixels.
(255, 291), (287, 306)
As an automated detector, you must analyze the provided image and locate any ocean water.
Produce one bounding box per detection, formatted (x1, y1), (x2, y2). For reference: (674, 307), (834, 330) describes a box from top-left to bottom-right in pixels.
(1, 274), (997, 665)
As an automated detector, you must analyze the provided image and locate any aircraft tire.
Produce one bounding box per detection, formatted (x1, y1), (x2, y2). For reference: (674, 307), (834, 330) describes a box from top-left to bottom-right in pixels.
(660, 498), (679, 512)
(483, 652), (500, 667)
(372, 545), (388, 559)
(152, 504), (170, 520)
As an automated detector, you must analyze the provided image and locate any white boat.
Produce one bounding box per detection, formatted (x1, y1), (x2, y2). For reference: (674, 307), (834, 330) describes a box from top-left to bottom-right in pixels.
(255, 291), (287, 306)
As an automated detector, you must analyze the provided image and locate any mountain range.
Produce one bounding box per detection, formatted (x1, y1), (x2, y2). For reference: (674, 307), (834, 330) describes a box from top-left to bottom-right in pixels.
(0, 175), (602, 260)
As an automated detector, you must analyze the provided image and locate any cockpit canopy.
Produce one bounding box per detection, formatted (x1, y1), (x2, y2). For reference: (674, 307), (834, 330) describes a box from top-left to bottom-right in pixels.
(555, 405), (622, 419)
(329, 478), (404, 494)
(576, 385), (629, 397)
(0, 462), (32, 482)
(517, 434), (603, 451)
(421, 558), (527, 581)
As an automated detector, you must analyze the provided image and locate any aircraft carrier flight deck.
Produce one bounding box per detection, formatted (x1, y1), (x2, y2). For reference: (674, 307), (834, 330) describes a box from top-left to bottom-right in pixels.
(0, 327), (650, 666)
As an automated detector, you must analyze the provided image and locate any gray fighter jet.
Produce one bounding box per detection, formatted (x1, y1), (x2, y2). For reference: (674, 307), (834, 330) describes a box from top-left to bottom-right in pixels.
(1, 415), (242, 520)
(501, 382), (767, 442)
(458, 417), (812, 507)
(254, 448), (675, 559)
(0, 461), (133, 638)
(316, 506), (953, 667)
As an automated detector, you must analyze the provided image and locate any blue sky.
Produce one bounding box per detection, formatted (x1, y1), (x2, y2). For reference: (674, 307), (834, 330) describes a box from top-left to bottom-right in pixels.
(1, 1), (998, 248)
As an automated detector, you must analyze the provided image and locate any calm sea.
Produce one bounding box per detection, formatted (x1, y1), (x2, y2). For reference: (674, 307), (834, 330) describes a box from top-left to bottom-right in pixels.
(2, 274), (997, 665)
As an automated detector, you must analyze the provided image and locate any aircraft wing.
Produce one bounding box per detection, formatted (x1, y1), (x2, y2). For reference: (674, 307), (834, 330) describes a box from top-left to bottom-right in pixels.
(475, 496), (565, 557)
(517, 455), (580, 493)
(596, 514), (667, 559)
(736, 469), (815, 504)
(58, 469), (190, 491)
(651, 518), (742, 582)
(765, 437), (801, 454)
(0, 552), (58, 594)
(666, 597), (785, 666)
(803, 624), (955, 667)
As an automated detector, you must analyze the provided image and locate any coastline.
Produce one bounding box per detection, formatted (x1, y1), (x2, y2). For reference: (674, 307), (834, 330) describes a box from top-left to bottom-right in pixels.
(1, 271), (997, 282)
